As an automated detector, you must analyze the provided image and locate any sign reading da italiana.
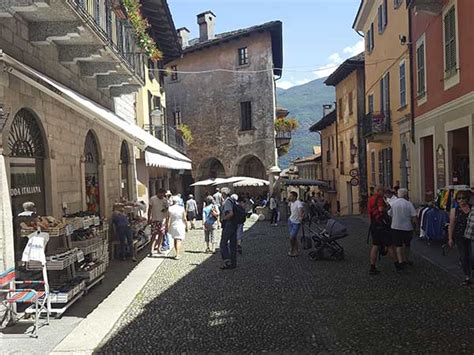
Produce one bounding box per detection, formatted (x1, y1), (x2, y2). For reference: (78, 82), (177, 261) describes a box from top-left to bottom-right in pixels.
(436, 145), (446, 189)
(10, 185), (42, 197)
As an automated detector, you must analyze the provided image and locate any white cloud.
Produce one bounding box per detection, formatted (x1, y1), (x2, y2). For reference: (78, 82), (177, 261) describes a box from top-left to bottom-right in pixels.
(313, 39), (364, 79)
(277, 39), (365, 88)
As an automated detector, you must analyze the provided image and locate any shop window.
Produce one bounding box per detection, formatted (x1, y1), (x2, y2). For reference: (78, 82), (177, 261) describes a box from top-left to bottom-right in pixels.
(84, 131), (101, 214)
(449, 127), (470, 185)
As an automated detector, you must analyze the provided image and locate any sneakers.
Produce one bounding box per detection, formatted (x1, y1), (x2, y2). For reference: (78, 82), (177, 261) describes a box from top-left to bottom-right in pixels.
(221, 264), (236, 270)
(369, 266), (380, 275)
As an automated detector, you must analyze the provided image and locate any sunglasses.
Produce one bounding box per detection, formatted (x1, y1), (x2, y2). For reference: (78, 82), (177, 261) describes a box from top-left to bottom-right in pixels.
(457, 197), (468, 201)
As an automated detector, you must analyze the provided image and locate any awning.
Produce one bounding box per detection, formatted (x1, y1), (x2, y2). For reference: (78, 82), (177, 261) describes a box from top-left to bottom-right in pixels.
(0, 51), (191, 165)
(283, 179), (328, 187)
(190, 179), (217, 187)
(145, 151), (191, 170)
(233, 178), (269, 187)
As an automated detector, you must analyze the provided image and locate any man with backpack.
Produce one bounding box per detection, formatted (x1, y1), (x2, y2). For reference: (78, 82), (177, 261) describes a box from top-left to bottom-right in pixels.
(219, 187), (246, 270)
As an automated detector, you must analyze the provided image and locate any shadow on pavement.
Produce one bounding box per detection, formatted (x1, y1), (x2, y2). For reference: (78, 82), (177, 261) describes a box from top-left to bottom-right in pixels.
(95, 217), (474, 354)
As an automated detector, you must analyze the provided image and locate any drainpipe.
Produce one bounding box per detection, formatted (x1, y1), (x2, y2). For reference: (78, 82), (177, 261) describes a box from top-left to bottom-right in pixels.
(408, 4), (416, 144)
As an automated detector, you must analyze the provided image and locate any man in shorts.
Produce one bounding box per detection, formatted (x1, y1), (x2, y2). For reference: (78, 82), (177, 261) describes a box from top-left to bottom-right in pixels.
(185, 194), (198, 230)
(288, 191), (304, 257)
(148, 188), (169, 256)
(388, 188), (417, 271)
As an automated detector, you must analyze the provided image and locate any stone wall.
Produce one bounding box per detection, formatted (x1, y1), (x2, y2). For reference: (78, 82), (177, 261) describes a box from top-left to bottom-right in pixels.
(165, 31), (277, 179)
(1, 73), (136, 218)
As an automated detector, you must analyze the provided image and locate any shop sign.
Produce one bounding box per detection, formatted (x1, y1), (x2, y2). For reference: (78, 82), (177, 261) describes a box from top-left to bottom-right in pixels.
(436, 145), (446, 188)
(10, 185), (42, 197)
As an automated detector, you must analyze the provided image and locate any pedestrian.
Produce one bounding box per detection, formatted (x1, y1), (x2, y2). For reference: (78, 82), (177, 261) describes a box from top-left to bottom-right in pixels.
(213, 188), (224, 229)
(388, 188), (416, 271)
(368, 185), (395, 275)
(167, 195), (187, 260)
(202, 196), (219, 253)
(269, 194), (278, 226)
(112, 205), (136, 262)
(185, 194), (198, 230)
(220, 187), (238, 269)
(288, 191), (304, 257)
(148, 188), (169, 256)
(448, 190), (472, 286)
(385, 189), (398, 206)
(177, 193), (184, 207)
(161, 190), (173, 252)
(232, 194), (245, 255)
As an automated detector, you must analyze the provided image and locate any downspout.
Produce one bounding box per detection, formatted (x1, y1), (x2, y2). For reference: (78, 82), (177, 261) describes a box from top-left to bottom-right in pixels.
(408, 3), (416, 144)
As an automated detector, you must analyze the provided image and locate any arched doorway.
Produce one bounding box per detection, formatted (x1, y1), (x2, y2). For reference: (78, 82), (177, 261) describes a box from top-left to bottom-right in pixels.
(236, 155), (266, 179)
(7, 108), (46, 262)
(198, 157), (226, 180)
(8, 109), (46, 217)
(120, 141), (130, 200)
(84, 131), (101, 214)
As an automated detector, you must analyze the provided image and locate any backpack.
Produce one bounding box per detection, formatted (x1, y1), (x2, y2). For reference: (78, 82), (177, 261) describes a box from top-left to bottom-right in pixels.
(232, 201), (247, 225)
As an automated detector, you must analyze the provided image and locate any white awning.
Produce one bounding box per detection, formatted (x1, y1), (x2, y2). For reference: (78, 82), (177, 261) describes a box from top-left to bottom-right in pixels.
(233, 178), (269, 187)
(145, 151), (191, 170)
(0, 51), (191, 165)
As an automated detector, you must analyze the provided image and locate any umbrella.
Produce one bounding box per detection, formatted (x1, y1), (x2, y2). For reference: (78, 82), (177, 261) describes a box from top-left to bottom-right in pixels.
(190, 179), (217, 187)
(233, 178), (270, 187)
(211, 176), (249, 185)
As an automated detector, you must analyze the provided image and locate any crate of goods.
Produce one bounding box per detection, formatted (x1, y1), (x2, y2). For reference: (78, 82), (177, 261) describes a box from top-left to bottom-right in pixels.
(50, 280), (85, 303)
(45, 226), (67, 237)
(27, 252), (76, 271)
(77, 263), (105, 282)
(93, 216), (101, 226)
(82, 217), (94, 229)
(71, 235), (102, 249)
(66, 217), (82, 231)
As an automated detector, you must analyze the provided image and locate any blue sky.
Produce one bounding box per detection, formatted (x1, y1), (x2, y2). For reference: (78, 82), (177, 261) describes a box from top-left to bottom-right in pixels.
(169, 0), (363, 89)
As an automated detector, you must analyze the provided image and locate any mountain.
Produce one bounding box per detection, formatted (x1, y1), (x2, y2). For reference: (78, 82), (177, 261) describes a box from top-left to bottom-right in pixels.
(277, 78), (335, 168)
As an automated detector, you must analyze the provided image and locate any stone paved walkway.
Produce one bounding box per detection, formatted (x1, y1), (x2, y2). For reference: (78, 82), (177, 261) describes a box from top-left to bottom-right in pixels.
(97, 217), (474, 354)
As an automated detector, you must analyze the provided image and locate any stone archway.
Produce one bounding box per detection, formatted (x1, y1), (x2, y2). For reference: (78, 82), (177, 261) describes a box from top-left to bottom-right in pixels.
(235, 155), (266, 179)
(120, 141), (130, 200)
(84, 130), (101, 214)
(198, 157), (226, 180)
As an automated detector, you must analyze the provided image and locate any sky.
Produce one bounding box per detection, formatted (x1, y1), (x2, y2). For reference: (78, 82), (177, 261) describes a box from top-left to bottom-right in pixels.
(169, 0), (363, 89)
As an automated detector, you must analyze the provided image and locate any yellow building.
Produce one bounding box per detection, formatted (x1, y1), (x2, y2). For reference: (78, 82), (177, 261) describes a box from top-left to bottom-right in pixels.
(354, 0), (413, 192)
(310, 54), (366, 215)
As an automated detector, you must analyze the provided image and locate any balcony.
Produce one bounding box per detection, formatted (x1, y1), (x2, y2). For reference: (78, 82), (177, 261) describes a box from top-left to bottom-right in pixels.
(275, 131), (292, 149)
(143, 124), (163, 141)
(363, 111), (392, 143)
(0, 0), (146, 96)
(410, 0), (443, 15)
(165, 125), (186, 154)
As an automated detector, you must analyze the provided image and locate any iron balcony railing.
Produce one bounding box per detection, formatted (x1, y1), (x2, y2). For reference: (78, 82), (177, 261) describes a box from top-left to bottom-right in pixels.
(68, 0), (145, 82)
(362, 111), (392, 138)
(165, 125), (186, 154)
(275, 131), (292, 148)
(143, 124), (163, 141)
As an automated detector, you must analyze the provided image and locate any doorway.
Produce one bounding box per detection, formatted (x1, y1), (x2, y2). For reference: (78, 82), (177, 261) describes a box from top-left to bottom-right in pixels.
(84, 131), (101, 214)
(448, 127), (470, 185)
(420, 135), (434, 202)
(346, 182), (353, 215)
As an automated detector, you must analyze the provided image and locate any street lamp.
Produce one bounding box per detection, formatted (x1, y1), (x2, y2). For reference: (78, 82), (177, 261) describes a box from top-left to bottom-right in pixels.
(150, 108), (162, 125)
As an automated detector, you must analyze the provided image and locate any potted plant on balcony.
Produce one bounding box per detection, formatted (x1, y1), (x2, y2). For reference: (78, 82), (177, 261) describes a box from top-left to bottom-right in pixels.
(176, 124), (193, 145)
(121, 0), (163, 61)
(275, 117), (298, 148)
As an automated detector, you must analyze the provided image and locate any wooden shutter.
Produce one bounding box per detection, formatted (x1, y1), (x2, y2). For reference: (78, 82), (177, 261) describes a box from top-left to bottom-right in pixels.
(378, 6), (383, 33)
(444, 6), (456, 73)
(378, 151), (384, 186)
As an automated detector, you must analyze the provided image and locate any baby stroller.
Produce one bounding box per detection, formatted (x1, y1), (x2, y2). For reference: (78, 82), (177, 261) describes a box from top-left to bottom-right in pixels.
(309, 219), (348, 261)
(308, 203), (331, 225)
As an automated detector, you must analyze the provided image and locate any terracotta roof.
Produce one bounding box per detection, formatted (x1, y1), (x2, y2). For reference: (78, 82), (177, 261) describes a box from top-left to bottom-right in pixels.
(294, 154), (321, 164)
(324, 52), (364, 86)
(309, 109), (337, 132)
(184, 21), (283, 76)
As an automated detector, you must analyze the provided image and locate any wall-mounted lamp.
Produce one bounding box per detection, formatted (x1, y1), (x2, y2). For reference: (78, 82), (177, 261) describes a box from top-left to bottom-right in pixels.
(0, 103), (11, 131)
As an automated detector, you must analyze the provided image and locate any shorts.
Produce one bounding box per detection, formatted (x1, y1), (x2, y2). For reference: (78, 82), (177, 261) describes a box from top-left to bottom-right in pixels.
(288, 220), (301, 239)
(151, 221), (166, 240)
(370, 224), (393, 247)
(204, 228), (216, 243)
(392, 229), (413, 247)
(187, 211), (197, 220)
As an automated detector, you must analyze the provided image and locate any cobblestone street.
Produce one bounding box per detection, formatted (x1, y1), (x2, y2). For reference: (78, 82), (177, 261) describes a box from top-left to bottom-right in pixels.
(97, 217), (474, 354)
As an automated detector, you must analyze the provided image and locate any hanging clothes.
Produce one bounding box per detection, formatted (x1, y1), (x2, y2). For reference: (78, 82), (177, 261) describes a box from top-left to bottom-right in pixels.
(423, 208), (449, 241)
(22, 231), (50, 265)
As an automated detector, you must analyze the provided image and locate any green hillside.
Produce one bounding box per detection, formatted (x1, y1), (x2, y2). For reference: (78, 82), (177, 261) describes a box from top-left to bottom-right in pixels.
(276, 78), (335, 168)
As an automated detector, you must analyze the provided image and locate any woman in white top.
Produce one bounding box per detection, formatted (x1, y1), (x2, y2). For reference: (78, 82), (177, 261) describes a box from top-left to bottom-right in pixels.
(168, 195), (187, 260)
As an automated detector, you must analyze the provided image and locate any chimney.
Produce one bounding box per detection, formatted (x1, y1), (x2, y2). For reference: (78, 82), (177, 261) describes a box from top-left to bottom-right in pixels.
(177, 27), (190, 48)
(197, 11), (216, 42)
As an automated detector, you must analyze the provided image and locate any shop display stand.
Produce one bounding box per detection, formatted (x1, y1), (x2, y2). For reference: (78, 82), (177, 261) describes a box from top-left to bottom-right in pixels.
(23, 218), (109, 318)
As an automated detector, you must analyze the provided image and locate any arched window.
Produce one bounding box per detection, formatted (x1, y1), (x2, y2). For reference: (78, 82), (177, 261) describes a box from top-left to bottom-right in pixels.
(84, 131), (101, 214)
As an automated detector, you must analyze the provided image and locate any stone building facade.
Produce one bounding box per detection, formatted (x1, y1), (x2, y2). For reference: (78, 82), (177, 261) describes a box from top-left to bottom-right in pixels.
(0, 1), (189, 271)
(164, 12), (283, 195)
